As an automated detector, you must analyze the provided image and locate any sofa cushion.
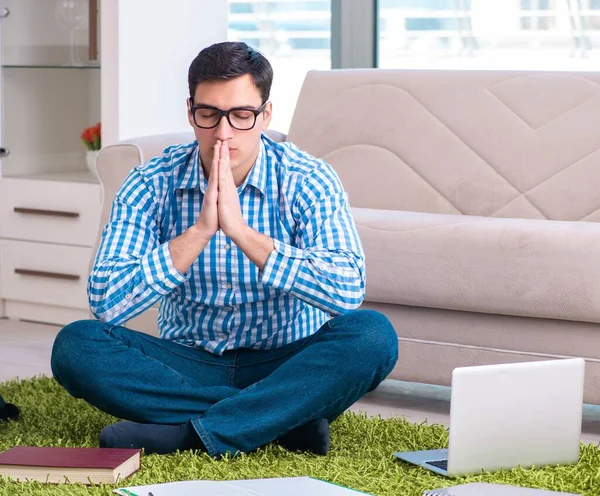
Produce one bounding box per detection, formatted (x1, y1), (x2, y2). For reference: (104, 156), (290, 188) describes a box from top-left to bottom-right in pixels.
(288, 69), (600, 222)
(353, 207), (600, 323)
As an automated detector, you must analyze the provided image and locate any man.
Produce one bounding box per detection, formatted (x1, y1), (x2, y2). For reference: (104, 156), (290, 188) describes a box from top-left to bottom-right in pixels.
(51, 42), (398, 457)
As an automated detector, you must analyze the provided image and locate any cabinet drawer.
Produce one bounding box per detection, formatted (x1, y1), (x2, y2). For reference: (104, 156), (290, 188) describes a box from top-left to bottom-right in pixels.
(0, 239), (92, 310)
(0, 178), (101, 247)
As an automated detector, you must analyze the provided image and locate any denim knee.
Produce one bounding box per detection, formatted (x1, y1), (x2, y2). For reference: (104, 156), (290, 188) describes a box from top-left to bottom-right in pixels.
(330, 309), (399, 373)
(51, 319), (102, 383)
(357, 309), (398, 368)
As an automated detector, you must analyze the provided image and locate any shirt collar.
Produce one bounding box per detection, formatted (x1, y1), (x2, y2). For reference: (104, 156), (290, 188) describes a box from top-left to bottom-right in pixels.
(175, 137), (268, 196)
(238, 136), (267, 196)
(175, 145), (204, 191)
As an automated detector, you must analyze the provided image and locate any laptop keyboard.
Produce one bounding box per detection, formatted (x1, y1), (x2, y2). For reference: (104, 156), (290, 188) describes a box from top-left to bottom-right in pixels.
(426, 459), (448, 471)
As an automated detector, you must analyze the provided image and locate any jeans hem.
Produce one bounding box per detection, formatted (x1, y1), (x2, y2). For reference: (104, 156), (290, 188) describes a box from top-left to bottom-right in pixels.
(191, 416), (218, 457)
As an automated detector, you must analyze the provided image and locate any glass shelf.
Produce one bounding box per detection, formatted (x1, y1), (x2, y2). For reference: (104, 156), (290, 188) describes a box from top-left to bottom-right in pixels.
(2, 63), (100, 69)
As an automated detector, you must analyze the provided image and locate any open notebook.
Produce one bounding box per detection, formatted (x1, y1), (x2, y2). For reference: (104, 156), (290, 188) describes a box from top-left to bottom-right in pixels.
(115, 476), (370, 496)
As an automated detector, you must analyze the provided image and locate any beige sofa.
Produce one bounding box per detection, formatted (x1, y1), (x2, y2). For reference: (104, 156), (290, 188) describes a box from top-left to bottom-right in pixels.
(95, 69), (600, 403)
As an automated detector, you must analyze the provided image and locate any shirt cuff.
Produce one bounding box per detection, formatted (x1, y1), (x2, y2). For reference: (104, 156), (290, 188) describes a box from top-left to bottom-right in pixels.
(260, 239), (304, 292)
(140, 243), (189, 295)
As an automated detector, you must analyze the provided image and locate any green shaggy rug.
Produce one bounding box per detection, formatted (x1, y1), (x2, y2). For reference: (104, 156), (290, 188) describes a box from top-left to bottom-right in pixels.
(0, 377), (599, 496)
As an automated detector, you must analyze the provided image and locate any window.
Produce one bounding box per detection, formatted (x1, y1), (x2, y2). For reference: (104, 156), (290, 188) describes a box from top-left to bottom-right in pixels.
(228, 0), (332, 133)
(521, 0), (556, 10)
(519, 16), (556, 30)
(378, 0), (600, 70)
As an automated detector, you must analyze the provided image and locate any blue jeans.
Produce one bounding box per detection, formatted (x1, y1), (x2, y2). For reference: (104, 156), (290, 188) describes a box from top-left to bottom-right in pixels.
(51, 309), (398, 456)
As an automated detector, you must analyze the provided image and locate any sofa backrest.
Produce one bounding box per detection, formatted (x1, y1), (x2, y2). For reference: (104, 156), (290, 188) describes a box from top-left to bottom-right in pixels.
(286, 69), (600, 222)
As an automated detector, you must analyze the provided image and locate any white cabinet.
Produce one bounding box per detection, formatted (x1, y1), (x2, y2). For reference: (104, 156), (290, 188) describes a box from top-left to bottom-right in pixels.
(0, 0), (227, 326)
(0, 178), (101, 246)
(0, 0), (102, 325)
(0, 178), (100, 325)
(0, 239), (94, 315)
(0, 177), (101, 324)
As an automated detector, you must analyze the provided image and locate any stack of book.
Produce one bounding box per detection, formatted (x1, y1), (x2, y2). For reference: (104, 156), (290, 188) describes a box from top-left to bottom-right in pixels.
(0, 446), (141, 485)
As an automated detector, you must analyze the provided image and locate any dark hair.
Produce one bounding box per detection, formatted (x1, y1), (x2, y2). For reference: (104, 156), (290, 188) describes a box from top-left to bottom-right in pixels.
(188, 41), (273, 104)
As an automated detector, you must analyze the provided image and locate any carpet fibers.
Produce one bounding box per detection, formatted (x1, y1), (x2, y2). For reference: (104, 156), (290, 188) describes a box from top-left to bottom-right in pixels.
(0, 377), (599, 495)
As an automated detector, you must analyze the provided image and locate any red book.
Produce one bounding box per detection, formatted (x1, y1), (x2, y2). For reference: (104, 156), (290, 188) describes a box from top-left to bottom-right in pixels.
(0, 446), (141, 485)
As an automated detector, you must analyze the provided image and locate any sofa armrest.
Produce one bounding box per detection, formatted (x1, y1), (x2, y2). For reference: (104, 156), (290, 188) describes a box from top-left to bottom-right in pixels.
(264, 129), (287, 142)
(353, 207), (600, 323)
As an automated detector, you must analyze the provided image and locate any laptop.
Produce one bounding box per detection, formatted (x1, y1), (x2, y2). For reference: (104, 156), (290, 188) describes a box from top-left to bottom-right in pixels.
(394, 358), (585, 477)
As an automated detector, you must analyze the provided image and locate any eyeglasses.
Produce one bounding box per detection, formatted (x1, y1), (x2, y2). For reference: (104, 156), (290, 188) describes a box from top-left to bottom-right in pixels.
(189, 101), (268, 131)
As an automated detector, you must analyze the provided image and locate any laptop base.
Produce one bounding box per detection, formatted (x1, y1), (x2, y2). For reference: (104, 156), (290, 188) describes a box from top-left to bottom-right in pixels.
(394, 448), (450, 476)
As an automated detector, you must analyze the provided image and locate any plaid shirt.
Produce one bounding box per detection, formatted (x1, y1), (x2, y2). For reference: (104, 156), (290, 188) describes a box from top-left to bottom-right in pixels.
(89, 134), (366, 355)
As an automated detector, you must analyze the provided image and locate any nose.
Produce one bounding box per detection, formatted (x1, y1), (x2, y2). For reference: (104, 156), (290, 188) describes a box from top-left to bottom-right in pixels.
(213, 115), (234, 142)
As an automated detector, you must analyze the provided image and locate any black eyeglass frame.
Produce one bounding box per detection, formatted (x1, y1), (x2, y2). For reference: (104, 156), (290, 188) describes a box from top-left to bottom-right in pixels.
(189, 101), (269, 130)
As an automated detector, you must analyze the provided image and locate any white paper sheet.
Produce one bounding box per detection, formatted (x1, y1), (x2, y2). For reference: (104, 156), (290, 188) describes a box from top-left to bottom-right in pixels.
(114, 476), (370, 496)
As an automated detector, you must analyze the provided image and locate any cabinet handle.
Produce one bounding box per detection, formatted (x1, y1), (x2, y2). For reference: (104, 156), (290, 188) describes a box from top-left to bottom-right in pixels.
(14, 268), (80, 281)
(14, 207), (79, 218)
(0, 7), (9, 18)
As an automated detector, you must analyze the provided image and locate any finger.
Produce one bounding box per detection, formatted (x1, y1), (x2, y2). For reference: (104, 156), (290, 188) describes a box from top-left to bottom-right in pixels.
(218, 146), (229, 185)
(218, 156), (228, 190)
(221, 142), (234, 183)
(210, 140), (221, 181)
(219, 142), (230, 178)
(207, 165), (218, 194)
(221, 140), (230, 163)
(212, 140), (221, 162)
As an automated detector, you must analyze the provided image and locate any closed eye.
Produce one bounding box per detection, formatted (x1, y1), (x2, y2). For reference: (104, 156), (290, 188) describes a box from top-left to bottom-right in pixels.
(231, 111), (253, 119)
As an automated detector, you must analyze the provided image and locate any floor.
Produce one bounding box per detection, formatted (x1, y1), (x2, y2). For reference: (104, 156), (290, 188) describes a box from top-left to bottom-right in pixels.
(2, 318), (600, 445)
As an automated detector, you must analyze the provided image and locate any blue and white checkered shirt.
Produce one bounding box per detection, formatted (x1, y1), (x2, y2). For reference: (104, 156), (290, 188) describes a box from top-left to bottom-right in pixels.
(89, 134), (366, 355)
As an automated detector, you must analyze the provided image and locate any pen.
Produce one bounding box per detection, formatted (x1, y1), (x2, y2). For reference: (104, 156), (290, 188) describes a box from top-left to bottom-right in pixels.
(118, 489), (142, 496)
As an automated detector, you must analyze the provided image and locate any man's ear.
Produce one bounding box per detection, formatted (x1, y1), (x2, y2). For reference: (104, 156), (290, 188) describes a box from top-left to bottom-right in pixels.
(261, 101), (273, 131)
(187, 98), (195, 128)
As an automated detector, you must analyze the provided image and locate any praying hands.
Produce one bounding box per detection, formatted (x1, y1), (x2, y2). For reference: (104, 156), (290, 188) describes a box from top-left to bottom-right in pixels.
(170, 140), (274, 274)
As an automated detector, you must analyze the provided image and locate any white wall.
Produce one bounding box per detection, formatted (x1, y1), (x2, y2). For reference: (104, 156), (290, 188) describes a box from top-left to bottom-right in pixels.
(102, 0), (228, 145)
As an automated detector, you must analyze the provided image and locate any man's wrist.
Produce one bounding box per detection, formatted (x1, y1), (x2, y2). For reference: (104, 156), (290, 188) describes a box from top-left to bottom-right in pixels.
(228, 223), (252, 247)
(187, 224), (215, 244)
(231, 224), (275, 271)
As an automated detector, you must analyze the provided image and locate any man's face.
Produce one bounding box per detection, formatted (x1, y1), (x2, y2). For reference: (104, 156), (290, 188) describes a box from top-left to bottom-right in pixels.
(188, 74), (272, 183)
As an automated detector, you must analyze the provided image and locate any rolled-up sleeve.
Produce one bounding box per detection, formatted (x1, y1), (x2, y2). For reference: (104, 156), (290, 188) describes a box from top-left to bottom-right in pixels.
(260, 164), (366, 315)
(88, 168), (189, 324)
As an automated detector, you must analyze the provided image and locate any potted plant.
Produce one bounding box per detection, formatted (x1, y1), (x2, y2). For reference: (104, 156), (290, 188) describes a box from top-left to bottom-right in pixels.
(81, 122), (101, 176)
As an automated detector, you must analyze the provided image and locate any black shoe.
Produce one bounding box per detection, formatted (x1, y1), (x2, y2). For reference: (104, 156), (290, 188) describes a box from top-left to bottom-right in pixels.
(0, 403), (20, 422)
(99, 420), (205, 455)
(278, 418), (330, 455)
